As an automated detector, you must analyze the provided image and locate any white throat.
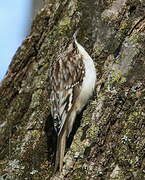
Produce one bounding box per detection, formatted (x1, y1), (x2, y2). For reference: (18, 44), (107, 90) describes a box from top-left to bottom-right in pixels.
(74, 35), (96, 111)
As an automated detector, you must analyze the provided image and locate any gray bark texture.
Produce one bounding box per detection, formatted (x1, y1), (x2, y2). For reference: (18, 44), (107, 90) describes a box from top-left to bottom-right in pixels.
(0, 0), (145, 179)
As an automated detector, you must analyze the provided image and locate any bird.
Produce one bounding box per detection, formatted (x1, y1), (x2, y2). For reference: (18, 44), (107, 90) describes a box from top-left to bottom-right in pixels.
(49, 29), (96, 172)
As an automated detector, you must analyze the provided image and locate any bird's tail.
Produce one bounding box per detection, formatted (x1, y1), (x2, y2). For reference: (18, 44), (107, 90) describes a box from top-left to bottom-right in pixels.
(54, 129), (67, 172)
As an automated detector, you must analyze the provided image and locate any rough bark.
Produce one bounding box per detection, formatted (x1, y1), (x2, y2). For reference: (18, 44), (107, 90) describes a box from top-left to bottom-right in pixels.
(0, 0), (145, 179)
(32, 0), (44, 18)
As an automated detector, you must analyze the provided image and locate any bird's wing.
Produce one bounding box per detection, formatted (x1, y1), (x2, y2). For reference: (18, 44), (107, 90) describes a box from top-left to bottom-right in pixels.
(50, 48), (85, 134)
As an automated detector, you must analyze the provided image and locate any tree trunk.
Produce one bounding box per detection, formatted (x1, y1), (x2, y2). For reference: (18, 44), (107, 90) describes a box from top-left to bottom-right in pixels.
(0, 0), (145, 179)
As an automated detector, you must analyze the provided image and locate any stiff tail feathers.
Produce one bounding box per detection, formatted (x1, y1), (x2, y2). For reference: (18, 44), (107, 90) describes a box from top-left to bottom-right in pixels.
(54, 128), (67, 172)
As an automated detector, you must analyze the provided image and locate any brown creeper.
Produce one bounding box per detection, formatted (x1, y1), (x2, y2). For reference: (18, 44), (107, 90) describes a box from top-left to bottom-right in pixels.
(49, 30), (96, 172)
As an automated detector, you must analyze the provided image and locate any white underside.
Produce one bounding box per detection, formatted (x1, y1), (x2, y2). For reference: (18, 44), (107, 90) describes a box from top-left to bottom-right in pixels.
(76, 41), (96, 112)
(68, 40), (96, 135)
(79, 57), (96, 109)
